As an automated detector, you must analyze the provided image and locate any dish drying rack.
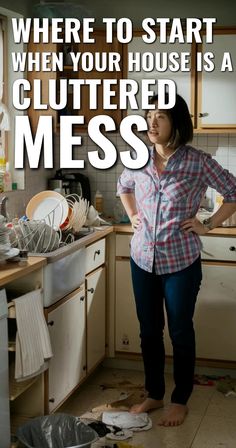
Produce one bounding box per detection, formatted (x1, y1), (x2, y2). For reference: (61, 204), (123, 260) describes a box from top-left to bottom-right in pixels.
(10, 194), (89, 254)
(10, 219), (63, 254)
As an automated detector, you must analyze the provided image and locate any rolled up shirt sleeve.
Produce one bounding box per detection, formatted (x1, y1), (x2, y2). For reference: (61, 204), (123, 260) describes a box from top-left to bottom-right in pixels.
(202, 153), (236, 202)
(117, 168), (135, 195)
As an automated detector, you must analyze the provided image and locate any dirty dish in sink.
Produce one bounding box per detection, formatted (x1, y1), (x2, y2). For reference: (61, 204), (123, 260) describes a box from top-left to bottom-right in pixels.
(71, 198), (89, 233)
(10, 220), (61, 253)
(0, 247), (19, 261)
(26, 191), (69, 230)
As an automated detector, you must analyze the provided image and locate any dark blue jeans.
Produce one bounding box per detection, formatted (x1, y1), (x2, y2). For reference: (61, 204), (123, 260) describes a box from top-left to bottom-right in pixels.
(130, 256), (202, 405)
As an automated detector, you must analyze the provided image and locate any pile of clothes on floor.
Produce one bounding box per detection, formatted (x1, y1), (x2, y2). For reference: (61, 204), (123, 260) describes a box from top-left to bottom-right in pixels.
(79, 380), (152, 447)
(86, 411), (151, 442)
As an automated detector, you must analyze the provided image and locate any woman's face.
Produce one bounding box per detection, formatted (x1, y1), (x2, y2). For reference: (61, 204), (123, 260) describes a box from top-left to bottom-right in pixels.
(146, 108), (173, 146)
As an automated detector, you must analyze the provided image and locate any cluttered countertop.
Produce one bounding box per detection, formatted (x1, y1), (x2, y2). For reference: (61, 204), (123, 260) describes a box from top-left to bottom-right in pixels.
(1, 223), (236, 277)
(0, 226), (114, 285)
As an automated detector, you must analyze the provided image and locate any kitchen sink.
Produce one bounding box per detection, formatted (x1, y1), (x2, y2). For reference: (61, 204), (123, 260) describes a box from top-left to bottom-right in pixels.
(30, 237), (87, 307)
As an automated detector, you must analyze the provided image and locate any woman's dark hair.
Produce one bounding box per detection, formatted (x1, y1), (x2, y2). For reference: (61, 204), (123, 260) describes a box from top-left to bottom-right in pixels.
(146, 93), (193, 148)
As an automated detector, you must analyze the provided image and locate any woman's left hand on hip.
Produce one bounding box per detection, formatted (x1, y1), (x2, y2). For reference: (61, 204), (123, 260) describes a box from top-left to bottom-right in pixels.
(180, 217), (208, 235)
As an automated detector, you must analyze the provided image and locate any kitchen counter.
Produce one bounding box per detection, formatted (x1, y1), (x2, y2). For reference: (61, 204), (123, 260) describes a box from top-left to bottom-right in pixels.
(31, 226), (114, 263)
(0, 257), (47, 287)
(114, 224), (236, 237)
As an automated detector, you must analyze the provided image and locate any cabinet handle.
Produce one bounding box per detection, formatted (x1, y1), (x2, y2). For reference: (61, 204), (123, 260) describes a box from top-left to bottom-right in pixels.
(199, 112), (209, 118)
(229, 246), (236, 251)
(48, 320), (54, 326)
(94, 249), (100, 260)
(80, 296), (85, 301)
(83, 365), (87, 371)
(87, 287), (94, 294)
(49, 398), (55, 403)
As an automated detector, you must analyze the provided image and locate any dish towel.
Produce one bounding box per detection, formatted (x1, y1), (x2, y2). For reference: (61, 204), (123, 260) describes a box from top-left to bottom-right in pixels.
(14, 289), (53, 381)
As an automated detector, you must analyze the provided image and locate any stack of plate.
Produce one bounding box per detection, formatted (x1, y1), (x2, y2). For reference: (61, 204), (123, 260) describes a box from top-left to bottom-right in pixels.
(26, 191), (69, 230)
(68, 196), (90, 233)
(0, 221), (19, 261)
(25, 191), (90, 245)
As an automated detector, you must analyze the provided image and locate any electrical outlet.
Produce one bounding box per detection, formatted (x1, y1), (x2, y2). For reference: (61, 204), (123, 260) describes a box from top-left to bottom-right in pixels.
(122, 334), (129, 350)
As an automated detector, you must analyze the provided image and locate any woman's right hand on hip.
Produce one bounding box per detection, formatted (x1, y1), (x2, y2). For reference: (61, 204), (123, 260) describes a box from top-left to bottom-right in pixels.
(130, 214), (142, 231)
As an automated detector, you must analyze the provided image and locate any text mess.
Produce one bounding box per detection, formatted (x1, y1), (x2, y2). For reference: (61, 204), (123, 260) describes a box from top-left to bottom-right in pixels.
(14, 115), (150, 170)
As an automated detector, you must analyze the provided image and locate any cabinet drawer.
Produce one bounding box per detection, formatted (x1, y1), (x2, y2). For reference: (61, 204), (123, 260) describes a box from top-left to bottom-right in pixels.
(200, 236), (236, 261)
(116, 234), (132, 257)
(85, 238), (106, 274)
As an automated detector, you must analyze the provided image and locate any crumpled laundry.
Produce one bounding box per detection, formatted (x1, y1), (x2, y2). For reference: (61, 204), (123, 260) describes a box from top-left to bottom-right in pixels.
(88, 421), (112, 437)
(216, 376), (236, 396)
(106, 429), (133, 441)
(100, 380), (144, 391)
(102, 412), (152, 431)
(80, 411), (102, 421)
(92, 391), (146, 413)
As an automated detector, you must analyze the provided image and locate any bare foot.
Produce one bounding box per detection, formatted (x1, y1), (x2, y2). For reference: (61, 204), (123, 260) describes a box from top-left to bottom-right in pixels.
(130, 398), (164, 414)
(158, 403), (188, 426)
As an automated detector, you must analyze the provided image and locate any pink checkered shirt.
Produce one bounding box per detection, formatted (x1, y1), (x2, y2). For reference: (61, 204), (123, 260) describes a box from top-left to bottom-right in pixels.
(117, 145), (236, 274)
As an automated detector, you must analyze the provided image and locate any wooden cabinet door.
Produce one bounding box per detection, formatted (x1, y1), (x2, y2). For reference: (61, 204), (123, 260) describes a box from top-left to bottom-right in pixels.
(86, 266), (106, 372)
(194, 263), (236, 361)
(77, 31), (123, 126)
(198, 32), (236, 129)
(27, 35), (57, 133)
(164, 261), (236, 360)
(115, 259), (141, 353)
(47, 287), (86, 412)
(127, 37), (194, 118)
(56, 30), (123, 128)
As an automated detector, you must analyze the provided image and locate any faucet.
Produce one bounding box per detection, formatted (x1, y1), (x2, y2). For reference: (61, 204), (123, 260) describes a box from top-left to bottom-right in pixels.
(0, 196), (8, 220)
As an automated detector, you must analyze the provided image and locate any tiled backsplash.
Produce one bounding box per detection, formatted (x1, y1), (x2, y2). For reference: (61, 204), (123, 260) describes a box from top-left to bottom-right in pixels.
(62, 133), (236, 216)
(1, 133), (236, 219)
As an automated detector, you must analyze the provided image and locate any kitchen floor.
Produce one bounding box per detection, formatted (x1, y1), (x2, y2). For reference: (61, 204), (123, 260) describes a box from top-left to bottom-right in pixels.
(59, 365), (236, 448)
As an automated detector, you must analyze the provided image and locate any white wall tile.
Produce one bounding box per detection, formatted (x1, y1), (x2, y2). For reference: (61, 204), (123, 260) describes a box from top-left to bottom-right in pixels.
(197, 135), (208, 146)
(207, 136), (219, 147)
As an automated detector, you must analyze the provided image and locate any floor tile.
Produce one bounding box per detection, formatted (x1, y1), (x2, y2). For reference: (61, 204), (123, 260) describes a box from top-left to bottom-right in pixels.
(191, 415), (236, 448)
(204, 389), (236, 419)
(128, 411), (202, 448)
(187, 385), (215, 415)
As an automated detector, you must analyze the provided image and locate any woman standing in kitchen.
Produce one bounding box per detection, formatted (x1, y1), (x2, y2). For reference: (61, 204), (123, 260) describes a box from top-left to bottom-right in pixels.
(117, 93), (236, 427)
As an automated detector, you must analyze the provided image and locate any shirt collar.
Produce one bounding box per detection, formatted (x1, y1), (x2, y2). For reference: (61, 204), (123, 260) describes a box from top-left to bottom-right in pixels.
(150, 145), (183, 161)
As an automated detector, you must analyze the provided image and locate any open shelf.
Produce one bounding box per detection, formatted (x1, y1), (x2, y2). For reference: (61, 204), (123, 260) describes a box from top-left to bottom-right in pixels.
(10, 413), (35, 437)
(9, 364), (38, 401)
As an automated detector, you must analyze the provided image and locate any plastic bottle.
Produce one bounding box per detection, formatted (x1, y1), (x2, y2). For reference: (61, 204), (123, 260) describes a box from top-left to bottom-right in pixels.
(94, 190), (103, 214)
(0, 171), (4, 193)
(0, 145), (6, 193)
(213, 192), (223, 212)
(0, 144), (6, 171)
(3, 162), (12, 191)
(113, 195), (130, 223)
